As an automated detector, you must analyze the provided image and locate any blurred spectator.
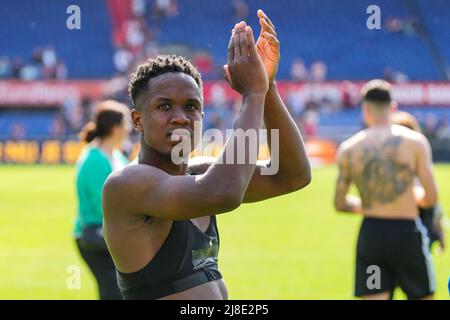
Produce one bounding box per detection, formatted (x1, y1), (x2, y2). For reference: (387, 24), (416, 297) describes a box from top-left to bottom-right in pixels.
(385, 16), (420, 37)
(19, 63), (40, 80)
(232, 0), (248, 21)
(386, 17), (404, 33)
(10, 123), (26, 140)
(41, 47), (59, 79)
(131, 0), (147, 18)
(383, 67), (394, 82)
(286, 89), (305, 119)
(310, 60), (327, 82)
(321, 96), (340, 114)
(56, 60), (68, 80)
(1, 46), (67, 80)
(42, 47), (57, 68)
(63, 98), (84, 134)
(210, 83), (227, 107)
(301, 108), (319, 138)
(152, 0), (178, 24)
(113, 47), (134, 73)
(123, 18), (147, 54)
(436, 118), (450, 139)
(290, 58), (308, 82)
(103, 74), (130, 103)
(0, 56), (11, 78)
(422, 113), (438, 140)
(205, 84), (231, 132)
(193, 52), (214, 79)
(342, 81), (360, 109)
(383, 66), (409, 83)
(11, 57), (23, 79)
(393, 71), (409, 83)
(50, 114), (65, 139)
(403, 18), (420, 37)
(81, 97), (94, 125)
(32, 47), (43, 65)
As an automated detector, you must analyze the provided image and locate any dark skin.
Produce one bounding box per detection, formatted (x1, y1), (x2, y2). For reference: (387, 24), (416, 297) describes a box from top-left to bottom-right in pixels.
(201, 10), (311, 202)
(103, 13), (310, 300)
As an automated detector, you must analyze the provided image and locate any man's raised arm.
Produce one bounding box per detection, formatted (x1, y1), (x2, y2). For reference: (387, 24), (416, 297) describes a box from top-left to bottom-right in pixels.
(103, 22), (270, 221)
(224, 10), (311, 202)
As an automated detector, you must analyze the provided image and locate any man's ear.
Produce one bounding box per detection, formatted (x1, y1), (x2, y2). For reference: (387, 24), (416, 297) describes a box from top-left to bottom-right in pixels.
(201, 112), (205, 119)
(131, 109), (143, 132)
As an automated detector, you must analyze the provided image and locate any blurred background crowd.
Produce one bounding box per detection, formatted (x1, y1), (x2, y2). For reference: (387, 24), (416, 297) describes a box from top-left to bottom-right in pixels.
(0, 0), (449, 163)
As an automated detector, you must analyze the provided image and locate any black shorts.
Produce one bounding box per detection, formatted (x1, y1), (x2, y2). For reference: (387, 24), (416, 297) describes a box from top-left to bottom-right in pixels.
(355, 217), (435, 299)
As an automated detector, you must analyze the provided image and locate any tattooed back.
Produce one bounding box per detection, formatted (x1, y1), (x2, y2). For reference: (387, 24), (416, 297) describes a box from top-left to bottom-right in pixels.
(337, 124), (434, 219)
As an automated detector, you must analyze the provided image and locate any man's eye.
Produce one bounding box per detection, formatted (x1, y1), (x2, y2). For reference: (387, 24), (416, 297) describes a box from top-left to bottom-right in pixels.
(158, 104), (171, 111)
(186, 104), (198, 111)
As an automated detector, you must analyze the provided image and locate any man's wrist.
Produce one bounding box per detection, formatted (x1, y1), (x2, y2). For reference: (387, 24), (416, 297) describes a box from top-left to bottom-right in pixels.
(267, 81), (279, 98)
(242, 91), (267, 100)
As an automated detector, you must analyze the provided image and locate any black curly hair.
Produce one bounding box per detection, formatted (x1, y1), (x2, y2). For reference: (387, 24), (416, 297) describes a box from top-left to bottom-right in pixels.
(128, 55), (203, 109)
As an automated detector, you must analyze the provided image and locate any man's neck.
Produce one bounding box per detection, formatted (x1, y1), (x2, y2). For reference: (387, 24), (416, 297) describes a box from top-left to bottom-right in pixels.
(369, 118), (391, 129)
(138, 137), (188, 176)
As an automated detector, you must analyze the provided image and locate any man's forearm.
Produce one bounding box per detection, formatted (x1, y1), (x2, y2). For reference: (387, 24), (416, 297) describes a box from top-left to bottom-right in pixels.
(264, 81), (311, 185)
(215, 93), (266, 193)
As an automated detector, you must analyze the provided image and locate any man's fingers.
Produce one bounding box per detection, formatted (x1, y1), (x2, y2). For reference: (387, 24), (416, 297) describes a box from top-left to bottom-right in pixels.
(227, 30), (235, 63)
(260, 19), (277, 38)
(239, 21), (248, 57)
(262, 31), (280, 48)
(257, 9), (276, 31)
(241, 26), (250, 57)
(245, 26), (258, 57)
(234, 22), (246, 58)
(234, 28), (241, 59)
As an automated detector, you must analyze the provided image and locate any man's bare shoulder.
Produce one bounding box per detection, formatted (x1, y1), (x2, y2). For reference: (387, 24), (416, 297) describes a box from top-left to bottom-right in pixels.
(104, 163), (165, 197)
(338, 130), (367, 156)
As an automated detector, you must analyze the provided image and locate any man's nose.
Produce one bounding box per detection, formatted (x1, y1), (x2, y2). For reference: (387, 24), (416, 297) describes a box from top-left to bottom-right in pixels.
(170, 108), (190, 125)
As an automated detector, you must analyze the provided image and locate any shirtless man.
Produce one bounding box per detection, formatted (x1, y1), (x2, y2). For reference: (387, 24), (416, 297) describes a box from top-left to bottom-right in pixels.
(334, 80), (438, 300)
(102, 11), (310, 300)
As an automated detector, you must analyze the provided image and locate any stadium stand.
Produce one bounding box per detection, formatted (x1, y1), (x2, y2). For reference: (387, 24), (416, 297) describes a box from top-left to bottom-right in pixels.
(0, 0), (448, 80)
(0, 0), (449, 163)
(0, 0), (115, 79)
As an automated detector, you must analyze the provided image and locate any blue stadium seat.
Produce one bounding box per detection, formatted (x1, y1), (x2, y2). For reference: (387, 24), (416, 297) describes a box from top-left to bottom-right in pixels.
(0, 0), (447, 79)
(0, 110), (57, 139)
(0, 0), (115, 78)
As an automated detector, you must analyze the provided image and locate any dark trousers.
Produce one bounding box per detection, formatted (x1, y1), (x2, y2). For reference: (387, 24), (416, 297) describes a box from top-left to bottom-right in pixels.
(75, 238), (122, 300)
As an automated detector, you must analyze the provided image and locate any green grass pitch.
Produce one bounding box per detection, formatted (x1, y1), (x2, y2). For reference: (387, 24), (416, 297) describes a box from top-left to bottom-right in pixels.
(0, 164), (449, 299)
